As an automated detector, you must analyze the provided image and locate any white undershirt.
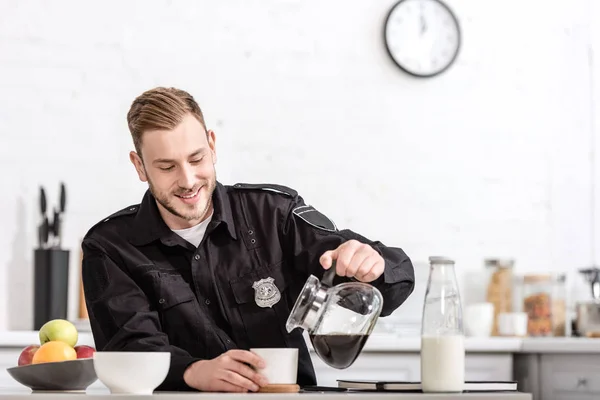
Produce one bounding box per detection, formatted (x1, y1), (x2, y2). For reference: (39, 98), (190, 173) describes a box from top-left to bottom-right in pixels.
(171, 212), (213, 247)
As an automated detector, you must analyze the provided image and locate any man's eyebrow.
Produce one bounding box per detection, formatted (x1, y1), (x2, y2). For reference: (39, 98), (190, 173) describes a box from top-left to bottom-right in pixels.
(152, 149), (206, 165)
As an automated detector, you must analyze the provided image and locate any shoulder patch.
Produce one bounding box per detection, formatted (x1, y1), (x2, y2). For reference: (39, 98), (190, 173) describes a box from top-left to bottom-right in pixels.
(232, 183), (298, 197)
(293, 205), (338, 232)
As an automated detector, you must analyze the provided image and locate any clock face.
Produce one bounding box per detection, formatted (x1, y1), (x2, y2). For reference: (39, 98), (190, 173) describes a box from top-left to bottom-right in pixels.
(384, 0), (461, 77)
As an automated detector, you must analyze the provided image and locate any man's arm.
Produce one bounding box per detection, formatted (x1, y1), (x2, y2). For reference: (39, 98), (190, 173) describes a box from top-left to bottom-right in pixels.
(82, 238), (268, 393)
(81, 238), (202, 391)
(281, 196), (415, 317)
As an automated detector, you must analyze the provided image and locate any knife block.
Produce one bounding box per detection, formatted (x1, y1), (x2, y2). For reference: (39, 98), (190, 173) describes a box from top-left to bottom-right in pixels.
(33, 248), (70, 330)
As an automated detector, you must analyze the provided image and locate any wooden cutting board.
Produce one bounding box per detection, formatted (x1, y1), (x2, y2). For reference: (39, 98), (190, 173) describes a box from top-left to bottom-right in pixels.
(78, 244), (89, 319)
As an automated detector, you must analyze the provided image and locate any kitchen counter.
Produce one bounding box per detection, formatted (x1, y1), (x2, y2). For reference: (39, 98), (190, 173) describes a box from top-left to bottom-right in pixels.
(0, 388), (532, 399)
(339, 334), (523, 353)
(0, 331), (520, 352)
(1, 330), (599, 354)
(520, 337), (600, 353)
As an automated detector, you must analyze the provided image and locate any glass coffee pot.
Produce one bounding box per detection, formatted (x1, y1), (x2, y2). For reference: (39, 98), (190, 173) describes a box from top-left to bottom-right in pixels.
(286, 262), (383, 369)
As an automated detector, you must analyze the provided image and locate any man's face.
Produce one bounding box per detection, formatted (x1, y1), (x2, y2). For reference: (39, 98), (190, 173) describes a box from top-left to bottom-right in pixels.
(130, 113), (217, 230)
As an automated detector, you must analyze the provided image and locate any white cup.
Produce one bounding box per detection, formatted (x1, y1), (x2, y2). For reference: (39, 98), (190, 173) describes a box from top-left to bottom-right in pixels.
(498, 312), (528, 336)
(250, 348), (298, 385)
(464, 302), (494, 337)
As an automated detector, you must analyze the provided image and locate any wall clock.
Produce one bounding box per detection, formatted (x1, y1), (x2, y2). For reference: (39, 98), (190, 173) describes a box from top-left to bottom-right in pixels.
(383, 0), (461, 78)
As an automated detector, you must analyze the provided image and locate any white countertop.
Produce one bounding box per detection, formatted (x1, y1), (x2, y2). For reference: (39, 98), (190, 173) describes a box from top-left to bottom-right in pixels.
(356, 334), (523, 352)
(0, 387), (532, 399)
(519, 337), (600, 353)
(0, 329), (597, 354)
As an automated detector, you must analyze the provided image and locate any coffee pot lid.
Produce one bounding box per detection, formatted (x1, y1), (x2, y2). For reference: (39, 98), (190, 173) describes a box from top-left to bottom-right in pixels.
(285, 267), (336, 333)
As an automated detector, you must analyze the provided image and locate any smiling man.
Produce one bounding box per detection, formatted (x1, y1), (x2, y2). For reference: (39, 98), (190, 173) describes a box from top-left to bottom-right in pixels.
(81, 87), (415, 393)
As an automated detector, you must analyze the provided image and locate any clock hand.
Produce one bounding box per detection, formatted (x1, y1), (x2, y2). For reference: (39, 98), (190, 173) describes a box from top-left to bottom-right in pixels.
(419, 1), (427, 35)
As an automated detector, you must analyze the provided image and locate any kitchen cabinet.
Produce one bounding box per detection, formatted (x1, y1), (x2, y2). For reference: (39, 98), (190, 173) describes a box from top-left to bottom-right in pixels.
(515, 353), (600, 400)
(540, 354), (600, 400)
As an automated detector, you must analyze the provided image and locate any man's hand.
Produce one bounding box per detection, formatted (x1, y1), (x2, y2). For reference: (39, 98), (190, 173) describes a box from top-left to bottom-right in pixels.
(319, 239), (384, 283)
(183, 349), (269, 392)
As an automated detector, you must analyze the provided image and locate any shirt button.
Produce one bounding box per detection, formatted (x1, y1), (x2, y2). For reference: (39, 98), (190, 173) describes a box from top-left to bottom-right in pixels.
(194, 255), (200, 260)
(248, 230), (254, 235)
(158, 299), (165, 304)
(250, 239), (256, 244)
(205, 299), (211, 305)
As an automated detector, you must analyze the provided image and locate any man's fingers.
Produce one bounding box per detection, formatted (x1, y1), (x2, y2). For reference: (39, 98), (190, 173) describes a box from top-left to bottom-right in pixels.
(335, 240), (362, 276)
(213, 379), (249, 393)
(219, 370), (260, 392)
(354, 254), (381, 281)
(345, 248), (372, 277)
(226, 349), (266, 369)
(319, 250), (336, 269)
(228, 358), (268, 386)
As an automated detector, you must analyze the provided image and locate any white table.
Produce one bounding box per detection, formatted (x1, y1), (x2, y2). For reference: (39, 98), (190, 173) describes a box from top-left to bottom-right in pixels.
(0, 388), (532, 400)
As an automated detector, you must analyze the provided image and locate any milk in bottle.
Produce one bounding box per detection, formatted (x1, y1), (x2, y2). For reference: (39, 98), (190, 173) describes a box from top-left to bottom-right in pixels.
(420, 256), (465, 393)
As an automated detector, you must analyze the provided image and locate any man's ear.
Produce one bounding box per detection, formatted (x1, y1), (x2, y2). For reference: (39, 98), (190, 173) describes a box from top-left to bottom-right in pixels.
(129, 151), (148, 182)
(207, 129), (217, 164)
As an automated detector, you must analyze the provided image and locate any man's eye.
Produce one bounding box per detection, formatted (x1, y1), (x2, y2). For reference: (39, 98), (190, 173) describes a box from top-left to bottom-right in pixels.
(160, 166), (174, 171)
(190, 158), (204, 164)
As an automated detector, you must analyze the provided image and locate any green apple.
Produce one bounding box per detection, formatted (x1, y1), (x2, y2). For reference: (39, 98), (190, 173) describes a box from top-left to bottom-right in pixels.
(39, 319), (78, 347)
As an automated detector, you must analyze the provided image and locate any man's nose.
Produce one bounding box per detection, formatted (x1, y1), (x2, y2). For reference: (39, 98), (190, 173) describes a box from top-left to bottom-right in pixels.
(178, 163), (196, 189)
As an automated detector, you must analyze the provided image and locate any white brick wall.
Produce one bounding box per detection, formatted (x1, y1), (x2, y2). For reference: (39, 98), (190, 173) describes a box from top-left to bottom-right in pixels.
(0, 0), (598, 330)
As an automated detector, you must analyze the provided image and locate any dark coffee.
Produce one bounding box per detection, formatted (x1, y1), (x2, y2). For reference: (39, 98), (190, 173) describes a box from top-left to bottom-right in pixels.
(309, 334), (369, 369)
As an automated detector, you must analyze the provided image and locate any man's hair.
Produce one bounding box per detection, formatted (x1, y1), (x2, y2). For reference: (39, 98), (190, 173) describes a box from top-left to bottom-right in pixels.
(127, 87), (207, 158)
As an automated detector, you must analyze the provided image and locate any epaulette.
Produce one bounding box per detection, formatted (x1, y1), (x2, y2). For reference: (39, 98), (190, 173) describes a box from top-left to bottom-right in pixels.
(232, 183), (298, 198)
(90, 204), (139, 229)
(102, 204), (139, 221)
(84, 204), (139, 238)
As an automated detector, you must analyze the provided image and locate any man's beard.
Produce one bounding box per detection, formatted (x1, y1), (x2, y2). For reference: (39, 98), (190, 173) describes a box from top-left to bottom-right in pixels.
(147, 173), (217, 223)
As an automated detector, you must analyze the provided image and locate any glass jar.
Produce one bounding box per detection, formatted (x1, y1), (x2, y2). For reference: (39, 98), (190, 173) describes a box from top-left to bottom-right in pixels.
(485, 258), (514, 336)
(286, 263), (383, 369)
(552, 273), (566, 336)
(522, 274), (553, 336)
(421, 256), (465, 393)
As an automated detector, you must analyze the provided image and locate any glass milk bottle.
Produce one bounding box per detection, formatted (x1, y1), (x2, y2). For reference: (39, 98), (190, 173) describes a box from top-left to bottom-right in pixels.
(421, 256), (465, 393)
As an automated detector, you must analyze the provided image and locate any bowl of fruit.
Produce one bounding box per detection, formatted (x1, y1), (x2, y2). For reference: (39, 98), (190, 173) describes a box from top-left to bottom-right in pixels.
(7, 319), (98, 392)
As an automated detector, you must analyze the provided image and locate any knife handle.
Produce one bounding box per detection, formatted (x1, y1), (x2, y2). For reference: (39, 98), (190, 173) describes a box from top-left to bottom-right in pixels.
(59, 182), (66, 213)
(40, 187), (47, 215)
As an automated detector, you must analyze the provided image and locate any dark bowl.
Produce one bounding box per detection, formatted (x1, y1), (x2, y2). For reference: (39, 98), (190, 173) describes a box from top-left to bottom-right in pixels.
(6, 358), (97, 392)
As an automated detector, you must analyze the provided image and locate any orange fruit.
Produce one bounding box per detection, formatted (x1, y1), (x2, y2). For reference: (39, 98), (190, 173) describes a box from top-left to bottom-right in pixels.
(32, 341), (76, 364)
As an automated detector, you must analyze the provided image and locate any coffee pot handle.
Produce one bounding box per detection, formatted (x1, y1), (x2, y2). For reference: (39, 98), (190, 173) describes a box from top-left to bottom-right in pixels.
(322, 260), (337, 287)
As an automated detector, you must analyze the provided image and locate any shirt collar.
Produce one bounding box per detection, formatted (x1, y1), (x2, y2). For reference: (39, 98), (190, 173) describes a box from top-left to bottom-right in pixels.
(128, 181), (237, 246)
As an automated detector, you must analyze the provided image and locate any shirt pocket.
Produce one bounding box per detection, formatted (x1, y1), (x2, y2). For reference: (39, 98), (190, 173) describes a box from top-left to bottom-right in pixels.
(229, 260), (290, 348)
(149, 272), (203, 348)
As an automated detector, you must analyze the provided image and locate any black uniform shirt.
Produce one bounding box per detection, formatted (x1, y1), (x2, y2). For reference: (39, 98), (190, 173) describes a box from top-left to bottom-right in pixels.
(81, 181), (415, 391)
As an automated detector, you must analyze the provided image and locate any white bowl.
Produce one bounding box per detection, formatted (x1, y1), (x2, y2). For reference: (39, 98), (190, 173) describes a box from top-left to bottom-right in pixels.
(93, 351), (170, 394)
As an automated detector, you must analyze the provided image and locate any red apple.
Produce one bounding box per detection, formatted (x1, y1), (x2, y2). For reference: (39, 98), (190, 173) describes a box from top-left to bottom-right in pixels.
(74, 345), (95, 359)
(18, 345), (40, 366)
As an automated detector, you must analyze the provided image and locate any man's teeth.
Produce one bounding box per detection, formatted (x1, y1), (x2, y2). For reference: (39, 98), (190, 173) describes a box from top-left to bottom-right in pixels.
(179, 189), (199, 198)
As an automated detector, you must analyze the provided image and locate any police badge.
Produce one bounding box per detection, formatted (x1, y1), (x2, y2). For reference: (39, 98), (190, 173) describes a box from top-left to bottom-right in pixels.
(252, 277), (281, 308)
